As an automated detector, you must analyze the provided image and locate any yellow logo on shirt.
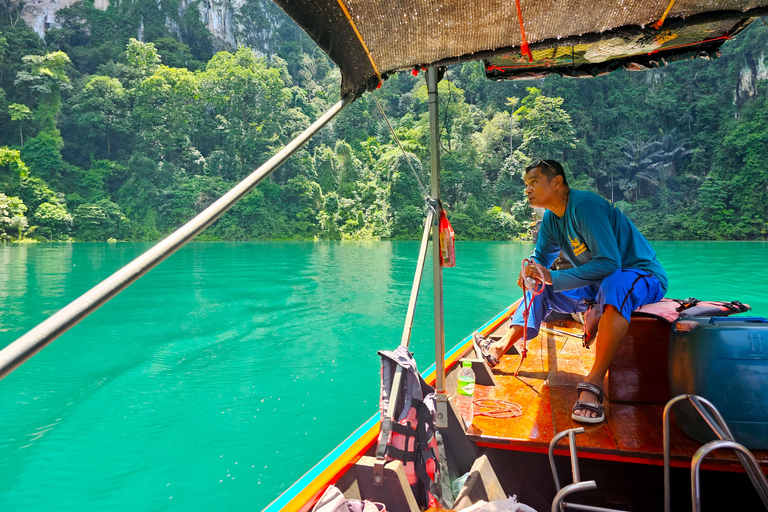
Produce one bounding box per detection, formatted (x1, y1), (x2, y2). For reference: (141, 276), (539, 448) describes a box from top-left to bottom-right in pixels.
(569, 235), (588, 256)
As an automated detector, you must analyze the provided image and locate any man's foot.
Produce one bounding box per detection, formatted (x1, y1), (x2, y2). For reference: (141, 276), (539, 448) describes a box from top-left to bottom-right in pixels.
(572, 382), (605, 424)
(473, 333), (500, 368)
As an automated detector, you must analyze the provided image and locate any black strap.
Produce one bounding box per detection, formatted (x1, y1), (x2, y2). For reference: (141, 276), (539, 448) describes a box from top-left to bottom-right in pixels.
(383, 445), (415, 462)
(576, 382), (604, 403)
(573, 400), (604, 415)
(375, 417), (392, 459)
(390, 421), (417, 437)
(672, 297), (700, 312)
(727, 300), (749, 313)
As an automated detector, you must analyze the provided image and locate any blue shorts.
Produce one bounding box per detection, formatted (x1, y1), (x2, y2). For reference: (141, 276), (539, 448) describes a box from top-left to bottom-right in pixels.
(510, 269), (665, 339)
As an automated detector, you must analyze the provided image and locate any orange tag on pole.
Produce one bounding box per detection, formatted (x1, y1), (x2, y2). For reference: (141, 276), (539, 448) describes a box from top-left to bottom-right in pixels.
(439, 210), (456, 268)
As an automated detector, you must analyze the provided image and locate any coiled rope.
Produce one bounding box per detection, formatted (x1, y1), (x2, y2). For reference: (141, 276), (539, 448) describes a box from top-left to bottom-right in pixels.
(473, 398), (523, 419)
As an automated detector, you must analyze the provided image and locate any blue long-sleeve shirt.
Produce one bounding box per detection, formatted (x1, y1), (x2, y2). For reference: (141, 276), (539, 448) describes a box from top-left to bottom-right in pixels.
(532, 189), (668, 292)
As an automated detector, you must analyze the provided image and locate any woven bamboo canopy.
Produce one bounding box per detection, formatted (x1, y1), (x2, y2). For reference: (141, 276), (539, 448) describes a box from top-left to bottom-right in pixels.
(272, 0), (768, 96)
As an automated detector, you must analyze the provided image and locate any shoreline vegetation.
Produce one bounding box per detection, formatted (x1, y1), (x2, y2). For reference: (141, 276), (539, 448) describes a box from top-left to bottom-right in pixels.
(1, 1), (766, 244)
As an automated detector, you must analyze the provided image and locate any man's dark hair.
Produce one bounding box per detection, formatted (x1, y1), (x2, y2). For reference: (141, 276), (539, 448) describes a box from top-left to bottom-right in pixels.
(525, 159), (568, 186)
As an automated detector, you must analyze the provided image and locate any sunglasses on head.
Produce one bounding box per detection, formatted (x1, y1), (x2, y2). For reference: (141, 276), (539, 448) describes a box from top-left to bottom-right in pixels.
(530, 159), (555, 172)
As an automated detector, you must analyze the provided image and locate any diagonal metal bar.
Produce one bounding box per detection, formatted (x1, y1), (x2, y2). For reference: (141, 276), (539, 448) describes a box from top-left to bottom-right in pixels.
(0, 95), (353, 382)
(376, 204), (436, 471)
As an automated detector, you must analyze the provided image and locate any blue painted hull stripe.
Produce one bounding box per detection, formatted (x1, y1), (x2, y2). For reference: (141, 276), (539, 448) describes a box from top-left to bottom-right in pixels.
(263, 303), (514, 511)
(264, 412), (379, 510)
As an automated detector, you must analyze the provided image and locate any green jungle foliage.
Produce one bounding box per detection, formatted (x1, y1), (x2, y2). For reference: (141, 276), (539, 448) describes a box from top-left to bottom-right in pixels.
(0, 0), (767, 242)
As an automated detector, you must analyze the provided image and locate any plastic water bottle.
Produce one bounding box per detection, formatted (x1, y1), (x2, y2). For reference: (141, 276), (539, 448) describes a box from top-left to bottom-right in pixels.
(456, 361), (475, 427)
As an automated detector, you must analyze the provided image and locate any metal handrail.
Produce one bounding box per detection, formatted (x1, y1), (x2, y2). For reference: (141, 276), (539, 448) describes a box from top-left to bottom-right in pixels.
(549, 427), (585, 491)
(663, 394), (768, 512)
(551, 481), (597, 512)
(548, 428), (624, 512)
(0, 95), (352, 382)
(691, 440), (768, 512)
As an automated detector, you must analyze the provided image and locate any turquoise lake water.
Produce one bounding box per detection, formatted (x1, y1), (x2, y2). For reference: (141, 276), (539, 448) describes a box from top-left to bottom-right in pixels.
(0, 241), (766, 510)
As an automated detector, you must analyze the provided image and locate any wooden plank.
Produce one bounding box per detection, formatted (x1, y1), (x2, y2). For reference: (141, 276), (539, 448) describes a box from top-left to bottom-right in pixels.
(608, 401), (665, 456)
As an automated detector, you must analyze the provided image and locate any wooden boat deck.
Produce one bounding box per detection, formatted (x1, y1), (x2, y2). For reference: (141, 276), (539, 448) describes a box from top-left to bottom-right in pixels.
(468, 318), (768, 472)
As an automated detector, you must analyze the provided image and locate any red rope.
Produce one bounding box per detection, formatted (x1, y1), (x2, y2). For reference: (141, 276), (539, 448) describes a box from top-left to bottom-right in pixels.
(515, 258), (545, 377)
(514, 0), (533, 62)
(474, 398), (523, 419)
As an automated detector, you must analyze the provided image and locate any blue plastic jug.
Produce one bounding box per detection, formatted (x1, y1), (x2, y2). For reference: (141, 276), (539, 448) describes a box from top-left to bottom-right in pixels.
(669, 316), (768, 449)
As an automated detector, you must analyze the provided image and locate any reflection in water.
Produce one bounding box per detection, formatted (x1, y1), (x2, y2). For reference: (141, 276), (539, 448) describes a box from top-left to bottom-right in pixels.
(0, 244), (28, 333)
(34, 243), (72, 299)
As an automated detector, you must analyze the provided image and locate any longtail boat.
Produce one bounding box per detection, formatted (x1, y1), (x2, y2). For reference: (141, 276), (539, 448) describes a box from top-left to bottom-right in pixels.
(266, 303), (768, 511)
(2, 0), (767, 511)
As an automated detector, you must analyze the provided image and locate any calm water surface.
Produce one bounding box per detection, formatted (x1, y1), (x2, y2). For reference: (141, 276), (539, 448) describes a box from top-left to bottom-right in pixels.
(0, 241), (766, 510)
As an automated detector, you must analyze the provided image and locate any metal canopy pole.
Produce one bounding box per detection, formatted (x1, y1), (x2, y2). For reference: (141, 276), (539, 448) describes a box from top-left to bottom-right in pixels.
(0, 95), (352, 382)
(426, 66), (448, 429)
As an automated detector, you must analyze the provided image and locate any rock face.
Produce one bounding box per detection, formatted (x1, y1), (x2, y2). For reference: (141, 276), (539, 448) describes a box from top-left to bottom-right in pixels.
(734, 51), (767, 107)
(21, 0), (252, 49)
(186, 0), (246, 48)
(22, 0), (91, 37)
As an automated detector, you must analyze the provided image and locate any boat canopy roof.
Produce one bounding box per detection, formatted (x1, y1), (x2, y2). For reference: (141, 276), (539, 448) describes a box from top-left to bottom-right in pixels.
(272, 0), (768, 96)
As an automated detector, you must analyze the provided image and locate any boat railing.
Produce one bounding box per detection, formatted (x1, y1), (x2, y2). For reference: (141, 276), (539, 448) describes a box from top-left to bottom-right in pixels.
(0, 96), (352, 382)
(548, 427), (624, 512)
(663, 394), (768, 512)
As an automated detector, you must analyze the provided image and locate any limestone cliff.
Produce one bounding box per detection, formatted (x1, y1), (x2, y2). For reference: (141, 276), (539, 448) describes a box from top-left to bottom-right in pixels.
(735, 50), (768, 106)
(21, 0), (261, 50)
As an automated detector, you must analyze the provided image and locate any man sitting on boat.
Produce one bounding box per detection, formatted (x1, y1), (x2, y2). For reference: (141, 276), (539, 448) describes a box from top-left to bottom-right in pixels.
(479, 159), (667, 424)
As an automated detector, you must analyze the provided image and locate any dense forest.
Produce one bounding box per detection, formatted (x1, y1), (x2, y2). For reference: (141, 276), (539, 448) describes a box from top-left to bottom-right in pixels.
(0, 0), (766, 242)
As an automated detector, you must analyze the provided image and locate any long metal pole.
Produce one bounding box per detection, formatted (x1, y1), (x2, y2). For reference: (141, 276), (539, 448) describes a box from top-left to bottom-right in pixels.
(0, 96), (352, 381)
(426, 66), (448, 428)
(383, 207), (436, 421)
(400, 206), (436, 348)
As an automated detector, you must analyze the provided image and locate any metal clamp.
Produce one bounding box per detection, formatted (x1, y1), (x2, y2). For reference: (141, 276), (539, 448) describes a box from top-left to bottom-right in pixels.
(373, 458), (385, 486)
(425, 196), (440, 225)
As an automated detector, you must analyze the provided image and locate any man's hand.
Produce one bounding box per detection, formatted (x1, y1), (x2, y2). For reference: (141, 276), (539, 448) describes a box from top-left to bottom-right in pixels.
(523, 261), (553, 286)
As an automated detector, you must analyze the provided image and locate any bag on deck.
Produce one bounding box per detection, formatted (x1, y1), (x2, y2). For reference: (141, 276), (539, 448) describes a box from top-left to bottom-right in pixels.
(634, 298), (751, 323)
(311, 484), (386, 512)
(376, 346), (450, 508)
(582, 298), (750, 346)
